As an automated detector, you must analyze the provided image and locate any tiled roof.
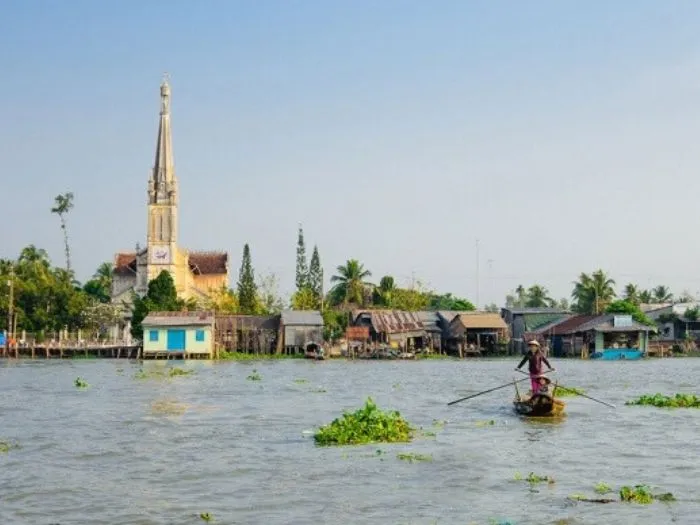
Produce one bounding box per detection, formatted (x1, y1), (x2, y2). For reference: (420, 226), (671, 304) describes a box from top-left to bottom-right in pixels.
(114, 252), (137, 275)
(189, 251), (228, 275)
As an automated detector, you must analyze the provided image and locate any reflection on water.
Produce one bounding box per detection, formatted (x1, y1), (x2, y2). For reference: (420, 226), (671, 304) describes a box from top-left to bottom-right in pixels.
(0, 358), (699, 524)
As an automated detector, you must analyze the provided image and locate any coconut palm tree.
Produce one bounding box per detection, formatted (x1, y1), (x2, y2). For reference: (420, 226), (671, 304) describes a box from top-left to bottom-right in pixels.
(329, 259), (372, 306)
(623, 283), (640, 305)
(572, 270), (616, 314)
(51, 192), (75, 273)
(639, 289), (653, 304)
(652, 285), (673, 304)
(373, 275), (396, 307)
(524, 284), (553, 307)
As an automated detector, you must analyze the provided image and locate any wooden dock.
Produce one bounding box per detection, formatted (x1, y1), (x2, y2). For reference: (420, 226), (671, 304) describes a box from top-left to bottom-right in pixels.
(1, 344), (142, 359)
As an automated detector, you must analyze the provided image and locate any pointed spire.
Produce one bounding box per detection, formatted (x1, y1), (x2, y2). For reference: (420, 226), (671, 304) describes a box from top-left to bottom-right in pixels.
(149, 73), (177, 204)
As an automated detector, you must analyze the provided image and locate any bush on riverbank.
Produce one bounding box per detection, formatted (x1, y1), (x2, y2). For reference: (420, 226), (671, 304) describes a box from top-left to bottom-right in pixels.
(314, 398), (414, 446)
(625, 393), (700, 408)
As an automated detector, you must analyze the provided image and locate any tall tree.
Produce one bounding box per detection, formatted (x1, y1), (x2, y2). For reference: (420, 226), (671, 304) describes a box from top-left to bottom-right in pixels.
(291, 287), (319, 310)
(638, 289), (653, 304)
(83, 262), (113, 303)
(652, 285), (673, 304)
(374, 275), (397, 307)
(329, 259), (372, 306)
(295, 225), (308, 292)
(572, 270), (616, 314)
(237, 244), (258, 314)
(623, 283), (640, 305)
(51, 192), (75, 273)
(258, 272), (285, 314)
(524, 284), (553, 307)
(130, 270), (183, 339)
(308, 245), (323, 300)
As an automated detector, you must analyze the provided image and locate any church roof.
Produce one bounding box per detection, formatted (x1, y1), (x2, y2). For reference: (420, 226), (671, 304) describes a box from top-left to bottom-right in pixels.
(114, 252), (137, 275)
(189, 251), (228, 275)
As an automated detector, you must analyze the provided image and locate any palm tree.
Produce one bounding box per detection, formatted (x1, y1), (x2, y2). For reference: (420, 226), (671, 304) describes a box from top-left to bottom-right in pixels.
(329, 259), (372, 306)
(639, 289), (653, 304)
(515, 285), (526, 307)
(51, 192), (75, 272)
(623, 283), (640, 305)
(524, 284), (553, 307)
(652, 285), (673, 304)
(374, 275), (396, 307)
(572, 270), (616, 314)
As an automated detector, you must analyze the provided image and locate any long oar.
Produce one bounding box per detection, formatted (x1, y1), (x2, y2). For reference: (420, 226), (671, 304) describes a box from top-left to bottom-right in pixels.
(514, 369), (616, 409)
(447, 377), (529, 406)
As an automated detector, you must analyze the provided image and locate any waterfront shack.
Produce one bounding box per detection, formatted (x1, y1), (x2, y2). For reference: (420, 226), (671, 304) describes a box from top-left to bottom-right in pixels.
(447, 312), (509, 357)
(280, 310), (324, 355)
(142, 311), (215, 359)
(645, 303), (700, 342)
(416, 311), (442, 351)
(534, 314), (598, 357)
(214, 314), (280, 355)
(501, 307), (570, 355)
(352, 310), (427, 351)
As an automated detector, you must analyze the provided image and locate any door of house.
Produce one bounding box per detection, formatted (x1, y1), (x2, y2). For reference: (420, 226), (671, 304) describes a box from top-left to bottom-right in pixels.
(167, 329), (186, 351)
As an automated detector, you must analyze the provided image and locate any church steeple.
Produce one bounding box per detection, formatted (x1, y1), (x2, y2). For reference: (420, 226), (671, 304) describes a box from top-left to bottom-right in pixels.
(148, 74), (177, 205)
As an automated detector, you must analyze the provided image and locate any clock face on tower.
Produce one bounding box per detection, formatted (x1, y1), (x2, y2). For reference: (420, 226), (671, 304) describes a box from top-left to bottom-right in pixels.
(150, 245), (171, 264)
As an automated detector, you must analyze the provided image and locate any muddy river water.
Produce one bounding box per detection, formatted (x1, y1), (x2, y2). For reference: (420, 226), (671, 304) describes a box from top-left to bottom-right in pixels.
(1, 358), (698, 524)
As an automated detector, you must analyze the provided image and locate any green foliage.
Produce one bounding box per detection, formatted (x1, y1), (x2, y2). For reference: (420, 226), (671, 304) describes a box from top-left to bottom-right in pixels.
(308, 245), (323, 301)
(620, 485), (653, 504)
(199, 512), (213, 522)
(428, 292), (475, 311)
(625, 393), (700, 408)
(523, 284), (554, 307)
(554, 385), (585, 397)
(131, 271), (184, 340)
(572, 270), (616, 314)
(295, 225), (308, 292)
(74, 377), (89, 388)
(391, 287), (431, 311)
(257, 272), (285, 314)
(329, 259), (372, 306)
(237, 244), (258, 314)
(595, 482), (612, 494)
(605, 299), (655, 326)
(0, 440), (20, 453)
(246, 369), (262, 381)
(51, 191), (75, 271)
(397, 452), (432, 462)
(684, 307), (699, 322)
(322, 309), (348, 342)
(291, 287), (320, 310)
(314, 397), (414, 446)
(218, 352), (303, 360)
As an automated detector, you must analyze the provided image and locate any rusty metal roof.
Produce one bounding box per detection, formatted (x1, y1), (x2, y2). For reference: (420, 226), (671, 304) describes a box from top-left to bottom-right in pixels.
(354, 310), (424, 334)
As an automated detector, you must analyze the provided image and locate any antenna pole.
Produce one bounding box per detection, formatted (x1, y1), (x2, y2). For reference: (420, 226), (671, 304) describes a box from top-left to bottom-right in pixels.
(475, 239), (480, 308)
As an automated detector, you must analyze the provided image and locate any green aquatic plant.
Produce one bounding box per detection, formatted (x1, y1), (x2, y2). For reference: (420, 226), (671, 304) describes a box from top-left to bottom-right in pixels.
(475, 419), (496, 427)
(199, 512), (213, 522)
(397, 452), (432, 463)
(554, 386), (585, 397)
(168, 367), (194, 377)
(74, 377), (89, 388)
(567, 494), (615, 504)
(314, 397), (414, 446)
(219, 352), (303, 361)
(293, 378), (308, 384)
(525, 472), (554, 484)
(655, 492), (676, 502)
(0, 440), (20, 453)
(620, 485), (653, 504)
(625, 393), (700, 408)
(134, 367), (193, 380)
(595, 482), (612, 494)
(246, 369), (262, 381)
(513, 472), (523, 481)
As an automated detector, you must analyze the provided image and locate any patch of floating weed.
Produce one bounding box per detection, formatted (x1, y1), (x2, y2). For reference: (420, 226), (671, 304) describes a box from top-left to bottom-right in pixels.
(293, 378), (308, 384)
(595, 482), (612, 494)
(247, 369), (262, 381)
(0, 440), (20, 453)
(219, 352), (302, 360)
(475, 419), (496, 427)
(135, 367), (194, 380)
(397, 452), (432, 463)
(432, 419), (447, 428)
(515, 472), (554, 485)
(199, 512), (213, 522)
(655, 492), (676, 502)
(169, 367), (194, 377)
(625, 393), (700, 408)
(620, 485), (654, 504)
(554, 386), (585, 397)
(314, 397), (414, 446)
(568, 493), (615, 504)
(74, 377), (89, 388)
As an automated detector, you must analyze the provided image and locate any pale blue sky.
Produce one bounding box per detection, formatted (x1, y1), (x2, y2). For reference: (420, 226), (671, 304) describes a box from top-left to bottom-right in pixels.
(2, 1), (700, 305)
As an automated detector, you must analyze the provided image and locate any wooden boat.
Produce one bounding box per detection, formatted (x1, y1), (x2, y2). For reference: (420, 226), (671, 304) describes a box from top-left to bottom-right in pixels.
(513, 381), (566, 417)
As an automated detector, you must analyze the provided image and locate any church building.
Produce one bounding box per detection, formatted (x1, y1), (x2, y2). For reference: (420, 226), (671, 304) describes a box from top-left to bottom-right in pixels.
(111, 78), (229, 309)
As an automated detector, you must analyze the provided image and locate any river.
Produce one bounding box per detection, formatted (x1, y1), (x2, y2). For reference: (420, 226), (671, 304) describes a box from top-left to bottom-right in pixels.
(0, 358), (698, 524)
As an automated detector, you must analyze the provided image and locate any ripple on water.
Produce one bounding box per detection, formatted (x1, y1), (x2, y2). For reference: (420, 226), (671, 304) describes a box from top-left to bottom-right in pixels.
(1, 359), (700, 524)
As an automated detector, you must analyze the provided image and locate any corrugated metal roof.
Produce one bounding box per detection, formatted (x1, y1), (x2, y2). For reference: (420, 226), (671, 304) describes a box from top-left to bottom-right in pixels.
(541, 314), (601, 335)
(416, 311), (441, 333)
(452, 313), (508, 330)
(281, 310), (324, 326)
(502, 307), (569, 315)
(524, 312), (571, 331)
(437, 310), (474, 323)
(354, 310), (425, 334)
(143, 311), (215, 327)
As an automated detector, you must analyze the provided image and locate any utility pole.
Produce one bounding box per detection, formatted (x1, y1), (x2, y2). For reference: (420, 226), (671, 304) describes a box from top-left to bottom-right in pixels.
(488, 259), (494, 307)
(7, 265), (14, 342)
(475, 239), (480, 308)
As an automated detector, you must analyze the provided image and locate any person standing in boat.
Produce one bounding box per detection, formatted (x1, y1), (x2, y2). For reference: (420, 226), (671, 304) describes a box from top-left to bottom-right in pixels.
(516, 340), (554, 394)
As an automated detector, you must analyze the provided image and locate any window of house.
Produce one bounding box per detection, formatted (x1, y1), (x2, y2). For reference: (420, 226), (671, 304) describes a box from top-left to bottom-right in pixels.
(195, 330), (205, 342)
(149, 330), (159, 342)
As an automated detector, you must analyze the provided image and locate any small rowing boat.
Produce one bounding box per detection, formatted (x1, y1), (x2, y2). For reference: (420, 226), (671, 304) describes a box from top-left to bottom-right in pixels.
(513, 379), (566, 417)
